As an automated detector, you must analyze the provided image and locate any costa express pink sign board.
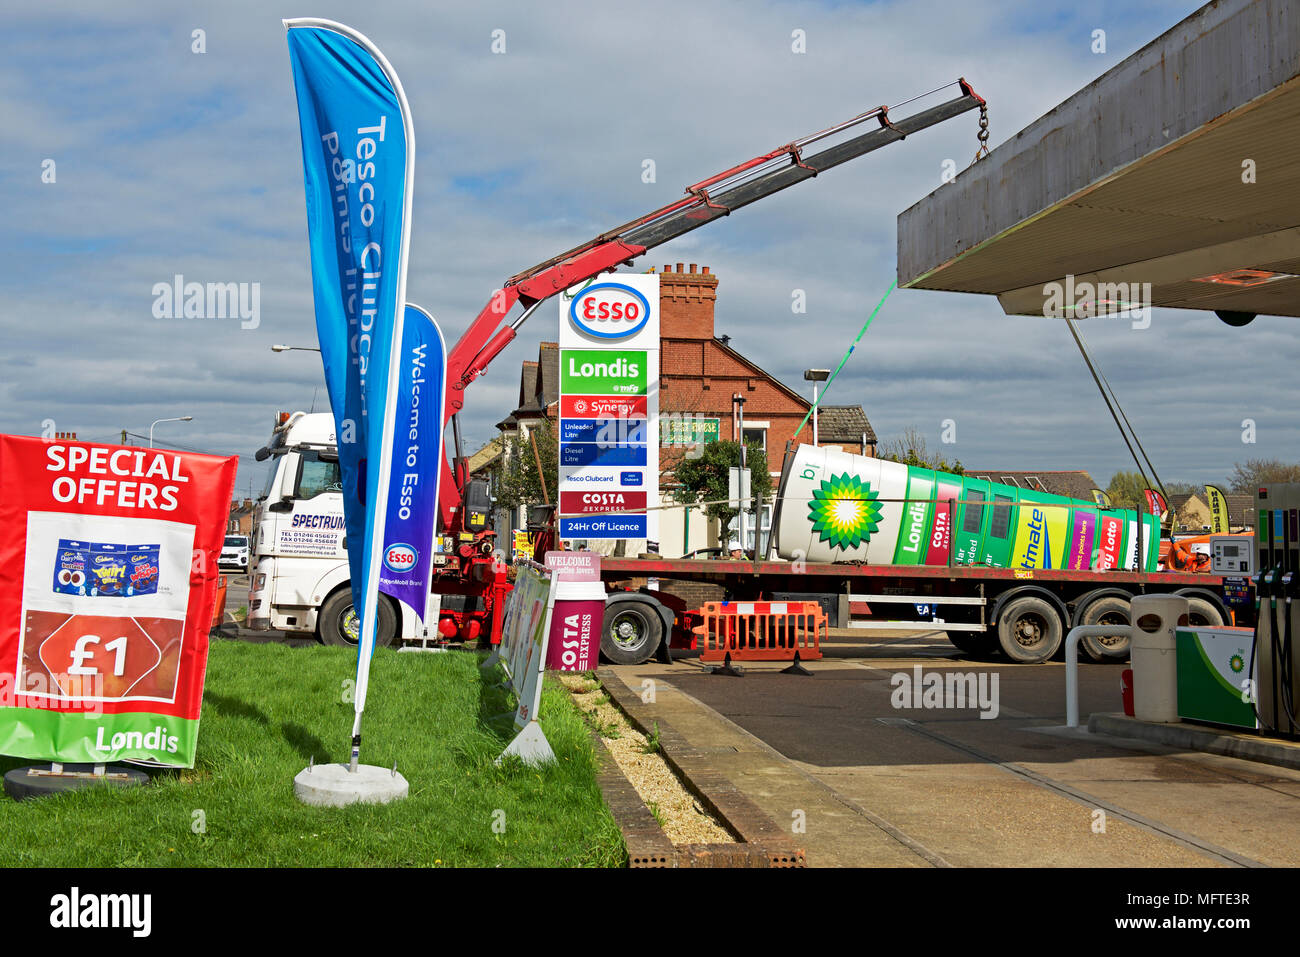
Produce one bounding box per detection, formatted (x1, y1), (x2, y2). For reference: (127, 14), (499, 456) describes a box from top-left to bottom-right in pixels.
(0, 436), (237, 767)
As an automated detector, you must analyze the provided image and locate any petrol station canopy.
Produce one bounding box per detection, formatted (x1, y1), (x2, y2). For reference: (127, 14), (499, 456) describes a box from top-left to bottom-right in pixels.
(897, 0), (1300, 322)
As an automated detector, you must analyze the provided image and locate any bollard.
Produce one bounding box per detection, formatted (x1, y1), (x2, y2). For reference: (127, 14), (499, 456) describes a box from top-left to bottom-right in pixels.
(1065, 625), (1132, 727)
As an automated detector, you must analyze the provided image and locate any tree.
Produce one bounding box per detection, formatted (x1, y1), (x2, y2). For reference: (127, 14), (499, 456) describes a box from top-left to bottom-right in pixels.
(1230, 459), (1300, 492)
(1104, 469), (1149, 509)
(493, 420), (558, 515)
(672, 440), (771, 545)
(878, 426), (963, 474)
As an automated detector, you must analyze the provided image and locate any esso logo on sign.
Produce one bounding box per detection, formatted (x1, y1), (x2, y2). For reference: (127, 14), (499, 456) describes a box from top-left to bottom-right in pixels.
(384, 543), (418, 573)
(569, 282), (651, 340)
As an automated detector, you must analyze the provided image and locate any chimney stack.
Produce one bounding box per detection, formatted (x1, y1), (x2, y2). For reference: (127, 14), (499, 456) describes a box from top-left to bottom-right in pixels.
(658, 263), (718, 341)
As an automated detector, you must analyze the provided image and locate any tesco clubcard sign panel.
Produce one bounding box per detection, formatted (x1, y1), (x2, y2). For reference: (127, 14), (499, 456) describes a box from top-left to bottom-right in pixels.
(0, 435), (237, 767)
(558, 273), (660, 544)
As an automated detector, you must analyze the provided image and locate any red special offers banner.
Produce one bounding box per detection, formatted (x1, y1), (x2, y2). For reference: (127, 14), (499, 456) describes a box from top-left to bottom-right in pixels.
(0, 435), (237, 767)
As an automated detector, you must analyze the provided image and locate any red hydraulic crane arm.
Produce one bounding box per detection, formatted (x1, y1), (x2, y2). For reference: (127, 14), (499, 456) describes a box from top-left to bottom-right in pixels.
(436, 79), (986, 530)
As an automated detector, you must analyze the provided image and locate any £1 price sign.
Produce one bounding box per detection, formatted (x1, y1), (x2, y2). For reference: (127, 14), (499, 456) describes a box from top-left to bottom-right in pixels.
(0, 435), (237, 767)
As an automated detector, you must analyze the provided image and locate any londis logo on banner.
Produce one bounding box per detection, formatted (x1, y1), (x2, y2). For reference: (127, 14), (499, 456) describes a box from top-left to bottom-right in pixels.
(569, 283), (652, 340)
(560, 349), (646, 395)
(893, 471), (935, 565)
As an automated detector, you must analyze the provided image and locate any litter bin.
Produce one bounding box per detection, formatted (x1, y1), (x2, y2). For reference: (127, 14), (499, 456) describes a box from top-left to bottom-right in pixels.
(546, 579), (605, 671)
(1128, 594), (1188, 723)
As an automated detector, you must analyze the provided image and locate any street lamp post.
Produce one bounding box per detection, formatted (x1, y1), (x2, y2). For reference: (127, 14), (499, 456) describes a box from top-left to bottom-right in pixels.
(149, 416), (193, 448)
(271, 344), (321, 353)
(804, 369), (830, 447)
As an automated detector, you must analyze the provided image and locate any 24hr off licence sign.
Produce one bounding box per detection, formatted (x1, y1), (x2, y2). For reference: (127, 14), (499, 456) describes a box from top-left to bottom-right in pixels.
(0, 435), (237, 767)
(558, 274), (660, 542)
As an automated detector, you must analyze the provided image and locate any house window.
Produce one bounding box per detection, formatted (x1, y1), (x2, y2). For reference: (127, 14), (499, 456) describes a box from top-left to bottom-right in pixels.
(741, 426), (767, 452)
(741, 504), (773, 556)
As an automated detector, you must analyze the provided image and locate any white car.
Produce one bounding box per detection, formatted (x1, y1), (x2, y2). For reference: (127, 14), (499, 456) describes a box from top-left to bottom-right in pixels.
(220, 535), (250, 572)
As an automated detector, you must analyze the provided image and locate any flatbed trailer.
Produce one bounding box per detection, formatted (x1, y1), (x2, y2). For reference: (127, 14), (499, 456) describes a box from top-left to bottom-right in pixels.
(594, 556), (1241, 664)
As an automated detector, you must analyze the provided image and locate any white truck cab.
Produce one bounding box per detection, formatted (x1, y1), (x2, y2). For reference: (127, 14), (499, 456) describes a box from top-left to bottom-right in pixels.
(246, 411), (431, 646)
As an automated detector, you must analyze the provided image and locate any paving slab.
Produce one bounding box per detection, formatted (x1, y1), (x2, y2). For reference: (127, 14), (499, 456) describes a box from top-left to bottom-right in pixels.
(612, 638), (1300, 868)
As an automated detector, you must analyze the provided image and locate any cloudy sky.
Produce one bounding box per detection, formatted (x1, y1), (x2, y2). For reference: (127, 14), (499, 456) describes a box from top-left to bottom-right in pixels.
(3, 0), (1293, 501)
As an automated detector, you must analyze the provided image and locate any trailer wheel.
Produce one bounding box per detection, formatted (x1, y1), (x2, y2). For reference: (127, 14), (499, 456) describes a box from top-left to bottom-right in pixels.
(318, 589), (398, 649)
(601, 602), (663, 665)
(997, 596), (1063, 663)
(1078, 596), (1132, 663)
(1183, 596), (1225, 628)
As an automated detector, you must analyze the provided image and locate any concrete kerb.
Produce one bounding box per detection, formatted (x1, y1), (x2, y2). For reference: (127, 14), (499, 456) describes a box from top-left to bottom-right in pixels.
(1089, 712), (1300, 772)
(595, 666), (805, 868)
(587, 728), (675, 868)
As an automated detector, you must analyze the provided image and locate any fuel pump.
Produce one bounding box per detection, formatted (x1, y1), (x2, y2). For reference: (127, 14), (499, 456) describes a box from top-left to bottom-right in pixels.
(1249, 485), (1300, 737)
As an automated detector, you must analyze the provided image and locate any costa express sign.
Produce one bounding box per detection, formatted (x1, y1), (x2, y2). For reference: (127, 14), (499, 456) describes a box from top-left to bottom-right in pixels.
(559, 490), (648, 515)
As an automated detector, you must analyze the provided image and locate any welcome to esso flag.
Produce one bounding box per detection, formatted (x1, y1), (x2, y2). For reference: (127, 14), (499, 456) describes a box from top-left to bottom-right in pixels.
(0, 435), (237, 767)
(286, 19), (415, 714)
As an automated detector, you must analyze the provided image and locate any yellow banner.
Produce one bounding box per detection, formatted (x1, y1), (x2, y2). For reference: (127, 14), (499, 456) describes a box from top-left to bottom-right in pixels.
(1011, 501), (1070, 570)
(1205, 485), (1231, 534)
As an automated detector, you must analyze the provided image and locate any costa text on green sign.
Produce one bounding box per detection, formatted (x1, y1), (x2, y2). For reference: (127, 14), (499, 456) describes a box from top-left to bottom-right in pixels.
(561, 349), (647, 395)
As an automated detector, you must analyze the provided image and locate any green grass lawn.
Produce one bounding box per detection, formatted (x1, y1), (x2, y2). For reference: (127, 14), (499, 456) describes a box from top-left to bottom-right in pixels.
(0, 640), (625, 867)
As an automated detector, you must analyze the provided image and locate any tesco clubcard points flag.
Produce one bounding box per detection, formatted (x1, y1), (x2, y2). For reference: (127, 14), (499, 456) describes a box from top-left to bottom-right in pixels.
(286, 19), (425, 754)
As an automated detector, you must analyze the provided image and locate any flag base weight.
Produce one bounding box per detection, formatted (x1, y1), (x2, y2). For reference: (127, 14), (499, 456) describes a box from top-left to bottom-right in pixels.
(4, 763), (148, 802)
(293, 762), (409, 808)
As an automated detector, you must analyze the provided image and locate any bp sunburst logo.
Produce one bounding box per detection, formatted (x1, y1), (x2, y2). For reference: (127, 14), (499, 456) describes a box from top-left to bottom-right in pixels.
(1230, 652), (1246, 674)
(807, 472), (883, 550)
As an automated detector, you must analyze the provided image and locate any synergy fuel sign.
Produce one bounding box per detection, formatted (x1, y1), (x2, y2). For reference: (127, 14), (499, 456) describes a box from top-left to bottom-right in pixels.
(558, 274), (660, 542)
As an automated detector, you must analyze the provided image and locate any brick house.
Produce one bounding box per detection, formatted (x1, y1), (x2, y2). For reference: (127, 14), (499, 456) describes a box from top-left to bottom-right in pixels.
(227, 499), (255, 535)
(495, 263), (875, 557)
(1170, 491), (1255, 533)
(656, 263), (873, 554)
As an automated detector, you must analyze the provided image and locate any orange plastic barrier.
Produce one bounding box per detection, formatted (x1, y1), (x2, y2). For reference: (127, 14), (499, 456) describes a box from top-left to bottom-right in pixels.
(693, 601), (825, 662)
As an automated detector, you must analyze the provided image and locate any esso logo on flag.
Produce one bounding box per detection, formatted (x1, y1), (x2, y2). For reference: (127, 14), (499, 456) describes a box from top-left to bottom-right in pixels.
(384, 543), (418, 572)
(569, 283), (651, 340)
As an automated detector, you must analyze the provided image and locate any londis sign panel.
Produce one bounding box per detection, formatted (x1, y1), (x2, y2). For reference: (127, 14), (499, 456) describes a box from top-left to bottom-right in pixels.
(773, 444), (1158, 572)
(558, 273), (660, 543)
(0, 435), (237, 767)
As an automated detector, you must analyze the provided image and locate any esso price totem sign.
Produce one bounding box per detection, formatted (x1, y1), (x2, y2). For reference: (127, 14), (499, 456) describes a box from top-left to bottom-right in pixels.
(0, 435), (237, 768)
(568, 282), (652, 340)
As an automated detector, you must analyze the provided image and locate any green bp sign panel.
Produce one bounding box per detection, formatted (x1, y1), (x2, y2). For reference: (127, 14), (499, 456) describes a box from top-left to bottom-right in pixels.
(558, 274), (660, 542)
(1176, 627), (1257, 729)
